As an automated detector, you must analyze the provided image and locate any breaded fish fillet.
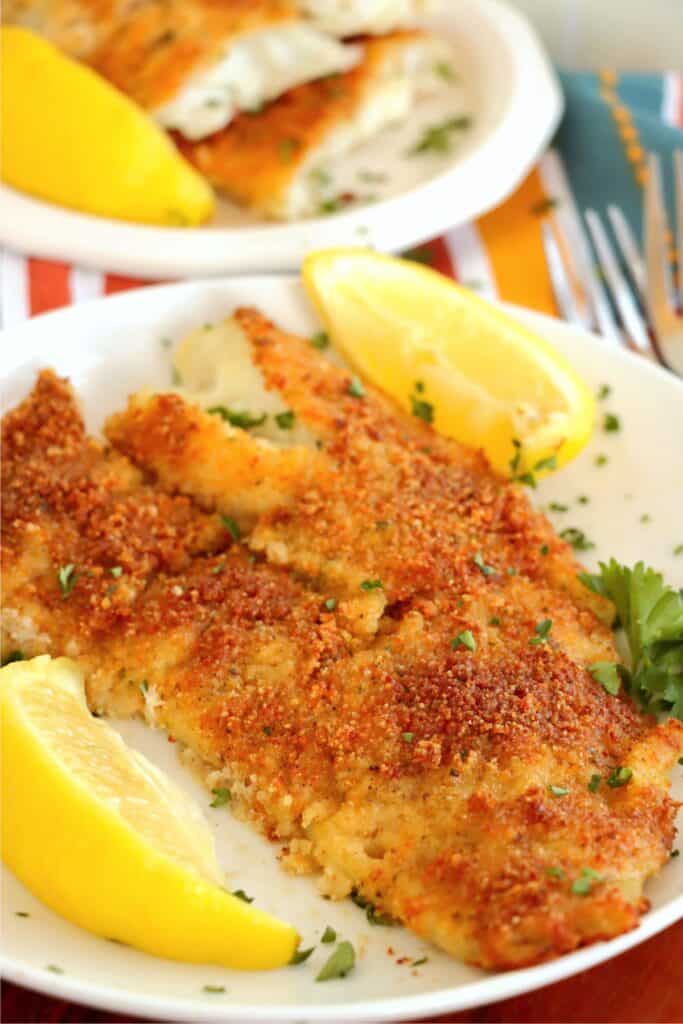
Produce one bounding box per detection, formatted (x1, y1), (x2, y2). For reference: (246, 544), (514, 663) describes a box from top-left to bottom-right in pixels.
(299, 0), (442, 37)
(4, 0), (359, 140)
(4, 370), (683, 971)
(176, 31), (458, 219)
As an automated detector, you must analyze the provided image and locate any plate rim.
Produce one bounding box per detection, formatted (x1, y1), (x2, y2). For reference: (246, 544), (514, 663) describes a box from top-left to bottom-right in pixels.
(0, 0), (563, 277)
(1, 277), (681, 1022)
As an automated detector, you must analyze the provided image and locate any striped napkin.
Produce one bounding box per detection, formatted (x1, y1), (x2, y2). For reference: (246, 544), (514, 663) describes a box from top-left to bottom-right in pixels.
(2, 70), (682, 327)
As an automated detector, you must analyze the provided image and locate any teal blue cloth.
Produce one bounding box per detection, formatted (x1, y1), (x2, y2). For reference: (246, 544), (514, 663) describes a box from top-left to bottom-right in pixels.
(555, 71), (681, 241)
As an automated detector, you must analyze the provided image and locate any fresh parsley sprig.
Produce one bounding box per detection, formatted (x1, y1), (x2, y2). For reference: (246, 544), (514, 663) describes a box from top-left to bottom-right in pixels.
(580, 560), (683, 719)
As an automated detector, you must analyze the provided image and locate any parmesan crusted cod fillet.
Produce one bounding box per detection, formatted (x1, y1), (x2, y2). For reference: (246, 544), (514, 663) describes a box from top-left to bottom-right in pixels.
(3, 369), (683, 971)
(176, 31), (459, 219)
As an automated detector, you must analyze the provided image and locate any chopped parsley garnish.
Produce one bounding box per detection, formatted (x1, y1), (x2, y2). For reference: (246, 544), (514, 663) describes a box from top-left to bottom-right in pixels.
(473, 552), (496, 576)
(679, 757), (683, 765)
(509, 438), (522, 474)
(415, 381), (425, 393)
(410, 394), (434, 423)
(531, 197), (559, 216)
(310, 167), (332, 187)
(202, 985), (225, 994)
(603, 412), (620, 432)
(57, 564), (77, 597)
(262, 726), (273, 736)
(210, 787), (231, 808)
(533, 454), (558, 473)
(529, 619), (552, 645)
(413, 956), (429, 966)
(674, 544), (683, 556)
(318, 196), (347, 215)
(360, 579), (383, 591)
(290, 946), (315, 965)
(231, 889), (254, 903)
(549, 502), (569, 512)
(540, 544), (549, 556)
(607, 765), (633, 788)
(221, 516), (241, 542)
(275, 410), (295, 430)
(15, 911), (30, 917)
(47, 965), (64, 974)
(548, 784), (569, 797)
(577, 494), (590, 505)
(402, 732), (414, 744)
(310, 330), (330, 350)
(507, 567), (517, 576)
(672, 849), (680, 858)
(211, 561), (225, 574)
(349, 889), (395, 925)
(589, 662), (622, 696)
(579, 559), (683, 719)
(347, 376), (365, 398)
(451, 630), (476, 652)
(278, 137), (301, 163)
(598, 384), (611, 400)
(546, 866), (565, 879)
(323, 597), (337, 612)
(403, 245), (434, 266)
(515, 472), (537, 488)
(409, 116), (471, 155)
(595, 453), (609, 467)
(110, 566), (123, 578)
(208, 406), (267, 429)
(571, 868), (602, 896)
(489, 616), (501, 626)
(1, 650), (25, 666)
(588, 773), (601, 792)
(316, 941), (355, 981)
(640, 513), (652, 524)
(434, 61), (458, 81)
(560, 527), (594, 551)
(321, 925), (336, 943)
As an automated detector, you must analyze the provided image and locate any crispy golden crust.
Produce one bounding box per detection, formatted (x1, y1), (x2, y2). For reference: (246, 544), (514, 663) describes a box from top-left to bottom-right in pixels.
(89, 0), (296, 111)
(3, 0), (121, 58)
(176, 32), (423, 215)
(3, 366), (683, 971)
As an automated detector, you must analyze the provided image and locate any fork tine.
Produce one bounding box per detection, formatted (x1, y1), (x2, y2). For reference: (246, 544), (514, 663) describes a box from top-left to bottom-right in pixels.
(607, 204), (647, 302)
(644, 152), (676, 331)
(540, 222), (590, 328)
(584, 208), (652, 354)
(674, 149), (683, 307)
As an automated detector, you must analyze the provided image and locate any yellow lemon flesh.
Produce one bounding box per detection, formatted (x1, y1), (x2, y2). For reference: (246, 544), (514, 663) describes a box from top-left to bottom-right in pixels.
(1, 655), (297, 969)
(302, 248), (595, 477)
(1, 27), (214, 226)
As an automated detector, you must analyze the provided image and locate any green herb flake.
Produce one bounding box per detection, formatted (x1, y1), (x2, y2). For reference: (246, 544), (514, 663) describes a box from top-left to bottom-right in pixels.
(402, 731), (414, 744)
(275, 410), (296, 430)
(211, 561), (225, 575)
(531, 197), (559, 216)
(549, 502), (569, 513)
(473, 552), (496, 577)
(507, 566), (518, 576)
(412, 956), (429, 966)
(678, 757), (683, 766)
(210, 787), (231, 808)
(310, 166), (332, 186)
(589, 661), (622, 696)
(540, 544), (549, 556)
(674, 544), (683, 556)
(577, 494), (590, 505)
(410, 395), (434, 423)
(408, 116), (471, 156)
(347, 376), (365, 398)
(290, 946), (315, 965)
(451, 630), (476, 653)
(310, 331), (330, 350)
(571, 868), (602, 896)
(15, 911), (30, 917)
(360, 579), (383, 591)
(598, 384), (611, 401)
(588, 774), (602, 793)
(316, 941), (356, 981)
(263, 725), (273, 736)
(533, 454), (558, 473)
(529, 619), (553, 645)
(594, 453), (609, 467)
(509, 438), (522, 474)
(546, 866), (565, 879)
(489, 616), (501, 626)
(607, 765), (633, 788)
(323, 597), (337, 612)
(47, 965), (64, 974)
(640, 513), (652, 524)
(279, 137), (301, 163)
(548, 784), (569, 797)
(2, 650), (25, 666)
(57, 564), (77, 597)
(321, 925), (336, 944)
(231, 889), (254, 903)
(202, 985), (226, 994)
(560, 527), (595, 551)
(434, 61), (457, 81)
(110, 566), (123, 578)
(603, 412), (620, 433)
(208, 406), (267, 429)
(221, 516), (241, 542)
(671, 849), (680, 858)
(403, 245), (434, 266)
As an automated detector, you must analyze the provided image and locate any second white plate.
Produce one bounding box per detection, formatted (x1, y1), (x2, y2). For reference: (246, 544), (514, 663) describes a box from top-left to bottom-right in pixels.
(0, 0), (562, 278)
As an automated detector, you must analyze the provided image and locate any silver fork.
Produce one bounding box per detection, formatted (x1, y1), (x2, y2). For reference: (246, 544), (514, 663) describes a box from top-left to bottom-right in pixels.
(541, 149), (683, 376)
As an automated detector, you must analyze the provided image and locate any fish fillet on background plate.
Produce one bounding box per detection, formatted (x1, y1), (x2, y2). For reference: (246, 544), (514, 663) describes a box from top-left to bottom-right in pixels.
(177, 31), (460, 219)
(3, 0), (360, 140)
(298, 0), (443, 37)
(5, 318), (682, 972)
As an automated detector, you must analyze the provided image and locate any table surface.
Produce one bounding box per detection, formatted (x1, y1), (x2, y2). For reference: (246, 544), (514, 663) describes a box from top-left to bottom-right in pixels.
(3, 918), (682, 1024)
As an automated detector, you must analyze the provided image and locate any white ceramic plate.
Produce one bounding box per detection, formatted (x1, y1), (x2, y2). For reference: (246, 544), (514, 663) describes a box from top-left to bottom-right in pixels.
(0, 0), (562, 279)
(1, 277), (682, 1023)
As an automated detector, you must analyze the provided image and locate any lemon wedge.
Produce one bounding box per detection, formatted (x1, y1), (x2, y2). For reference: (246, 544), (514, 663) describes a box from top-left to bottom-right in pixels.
(0, 655), (297, 968)
(302, 248), (595, 477)
(1, 27), (214, 226)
